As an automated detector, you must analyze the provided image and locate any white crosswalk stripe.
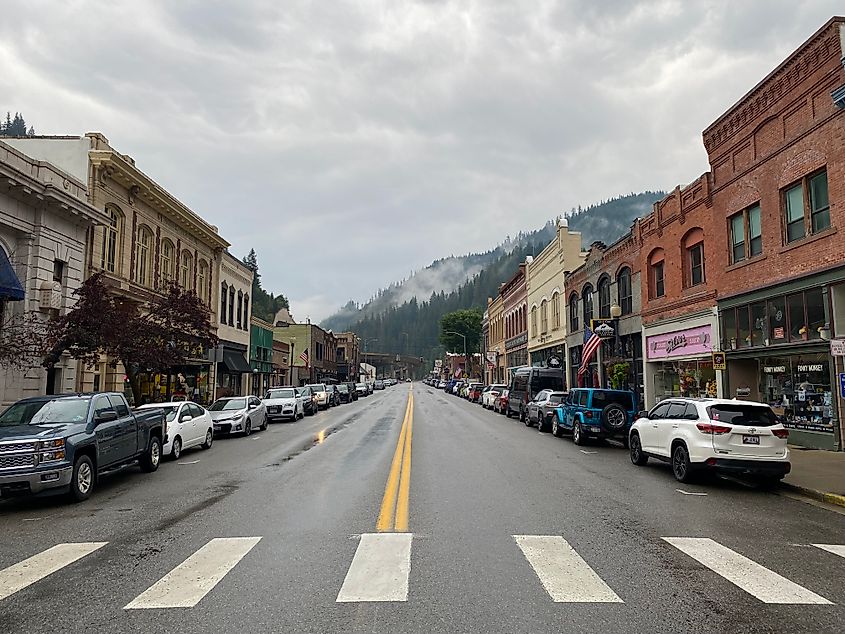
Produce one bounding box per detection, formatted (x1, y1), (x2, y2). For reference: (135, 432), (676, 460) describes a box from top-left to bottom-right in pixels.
(812, 544), (845, 560)
(663, 537), (832, 604)
(515, 535), (623, 603)
(0, 542), (107, 602)
(124, 537), (261, 609)
(336, 533), (412, 602)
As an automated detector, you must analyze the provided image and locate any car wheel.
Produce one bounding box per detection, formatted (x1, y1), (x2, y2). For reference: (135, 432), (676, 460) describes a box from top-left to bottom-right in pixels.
(523, 410), (533, 427)
(573, 422), (586, 446)
(244, 421), (252, 437)
(69, 455), (94, 502)
(600, 403), (628, 435)
(629, 432), (648, 466)
(505, 408), (512, 418)
(552, 417), (563, 438)
(140, 435), (162, 472)
(672, 443), (694, 483)
(170, 436), (182, 460)
(260, 414), (268, 431)
(201, 429), (213, 450)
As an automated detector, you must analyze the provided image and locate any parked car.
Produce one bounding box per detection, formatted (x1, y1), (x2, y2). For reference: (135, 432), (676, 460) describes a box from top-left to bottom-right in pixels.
(326, 385), (340, 406)
(629, 398), (791, 485)
(355, 383), (368, 397)
(467, 383), (484, 402)
(553, 388), (636, 445)
(493, 389), (510, 414)
(452, 381), (466, 396)
(209, 395), (267, 436)
(345, 382), (359, 401)
(298, 386), (317, 416)
(263, 387), (304, 422)
(525, 390), (568, 432)
(374, 380), (386, 390)
(507, 366), (566, 420)
(481, 384), (508, 409)
(336, 384), (352, 404)
(306, 383), (332, 409)
(0, 393), (166, 502)
(138, 401), (213, 459)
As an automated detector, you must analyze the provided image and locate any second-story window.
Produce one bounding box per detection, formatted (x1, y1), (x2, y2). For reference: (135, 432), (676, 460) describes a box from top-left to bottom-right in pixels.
(649, 248), (665, 299)
(198, 260), (208, 303)
(569, 293), (579, 331)
(101, 206), (121, 273)
(784, 170), (830, 243)
(134, 226), (152, 287)
(228, 286), (235, 325)
(552, 293), (560, 329)
(237, 290), (243, 329)
(617, 267), (632, 315)
(531, 306), (537, 336)
(540, 299), (548, 333)
(160, 240), (174, 283)
(243, 294), (250, 329)
(582, 284), (593, 328)
(597, 276), (611, 318)
(730, 204), (762, 263)
(180, 251), (193, 289)
(220, 282), (227, 324)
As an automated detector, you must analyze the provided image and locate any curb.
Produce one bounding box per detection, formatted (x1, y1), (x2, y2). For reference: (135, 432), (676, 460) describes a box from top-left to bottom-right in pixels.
(782, 483), (845, 508)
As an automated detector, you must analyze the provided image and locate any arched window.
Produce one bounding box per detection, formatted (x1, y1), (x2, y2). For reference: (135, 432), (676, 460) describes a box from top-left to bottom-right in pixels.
(597, 275), (611, 318)
(617, 267), (632, 315)
(160, 239), (175, 283)
(551, 292), (560, 329)
(243, 294), (250, 329)
(682, 227), (705, 288)
(197, 259), (208, 303)
(649, 248), (665, 299)
(540, 299), (548, 333)
(582, 284), (594, 328)
(569, 293), (579, 331)
(101, 206), (122, 273)
(228, 285), (235, 325)
(220, 282), (228, 324)
(180, 251), (193, 289)
(236, 290), (243, 329)
(531, 306), (538, 337)
(134, 226), (152, 287)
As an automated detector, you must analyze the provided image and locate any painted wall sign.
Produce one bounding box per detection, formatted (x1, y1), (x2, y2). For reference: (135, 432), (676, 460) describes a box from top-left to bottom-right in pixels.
(646, 325), (713, 360)
(797, 364), (824, 372)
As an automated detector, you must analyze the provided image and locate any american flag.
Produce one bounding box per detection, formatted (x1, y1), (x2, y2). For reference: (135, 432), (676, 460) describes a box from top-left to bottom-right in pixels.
(577, 325), (602, 378)
(299, 348), (309, 367)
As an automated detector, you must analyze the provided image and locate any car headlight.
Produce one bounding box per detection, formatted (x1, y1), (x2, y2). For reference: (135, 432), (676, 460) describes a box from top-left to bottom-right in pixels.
(37, 439), (66, 463)
(39, 439), (65, 450)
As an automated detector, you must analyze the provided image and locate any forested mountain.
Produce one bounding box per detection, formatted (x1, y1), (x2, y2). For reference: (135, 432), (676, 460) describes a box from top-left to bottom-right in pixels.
(324, 191), (665, 363)
(0, 112), (35, 136)
(241, 249), (289, 323)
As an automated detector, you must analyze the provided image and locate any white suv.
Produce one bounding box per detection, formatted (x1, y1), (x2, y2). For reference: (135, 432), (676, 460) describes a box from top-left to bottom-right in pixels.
(628, 398), (790, 485)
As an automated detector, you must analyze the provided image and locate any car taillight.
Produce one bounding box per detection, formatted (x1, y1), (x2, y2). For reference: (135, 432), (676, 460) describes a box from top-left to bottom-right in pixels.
(772, 428), (789, 439)
(585, 411), (593, 419)
(696, 422), (731, 435)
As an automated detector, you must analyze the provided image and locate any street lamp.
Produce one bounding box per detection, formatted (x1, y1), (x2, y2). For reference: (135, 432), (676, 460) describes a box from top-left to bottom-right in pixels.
(443, 330), (468, 377)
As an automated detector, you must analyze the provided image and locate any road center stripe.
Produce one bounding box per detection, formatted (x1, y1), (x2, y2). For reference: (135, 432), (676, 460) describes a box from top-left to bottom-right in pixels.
(0, 542), (107, 602)
(394, 393), (414, 532)
(514, 535), (623, 603)
(663, 537), (831, 604)
(124, 537), (261, 609)
(376, 390), (414, 532)
(336, 533), (412, 602)
(812, 544), (845, 559)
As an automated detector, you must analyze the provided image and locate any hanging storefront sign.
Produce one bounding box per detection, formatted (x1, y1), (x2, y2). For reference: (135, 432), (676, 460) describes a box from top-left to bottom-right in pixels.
(590, 319), (617, 339)
(712, 352), (726, 371)
(831, 339), (845, 356)
(646, 325), (713, 360)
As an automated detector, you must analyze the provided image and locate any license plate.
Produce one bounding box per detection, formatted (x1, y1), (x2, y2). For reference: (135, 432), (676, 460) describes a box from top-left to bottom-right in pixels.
(742, 435), (760, 445)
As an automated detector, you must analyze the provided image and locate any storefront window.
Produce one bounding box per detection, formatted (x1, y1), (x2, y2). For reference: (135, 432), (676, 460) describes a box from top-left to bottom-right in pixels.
(751, 302), (767, 347)
(722, 308), (736, 350)
(737, 306), (751, 348)
(768, 296), (787, 343)
(805, 287), (825, 341)
(654, 360), (716, 400)
(788, 293), (805, 341)
(761, 354), (832, 433)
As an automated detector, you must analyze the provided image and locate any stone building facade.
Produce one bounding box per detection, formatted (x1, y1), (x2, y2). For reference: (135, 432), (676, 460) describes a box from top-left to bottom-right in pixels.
(0, 140), (106, 406)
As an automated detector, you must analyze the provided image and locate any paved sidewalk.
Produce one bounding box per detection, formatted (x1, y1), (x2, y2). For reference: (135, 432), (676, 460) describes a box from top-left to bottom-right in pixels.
(783, 446), (845, 507)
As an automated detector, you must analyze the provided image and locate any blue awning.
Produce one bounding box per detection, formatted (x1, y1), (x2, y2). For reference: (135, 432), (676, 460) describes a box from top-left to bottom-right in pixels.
(0, 249), (24, 301)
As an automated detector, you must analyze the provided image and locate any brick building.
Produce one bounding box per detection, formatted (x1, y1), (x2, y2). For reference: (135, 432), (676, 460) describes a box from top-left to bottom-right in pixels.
(501, 261), (529, 379)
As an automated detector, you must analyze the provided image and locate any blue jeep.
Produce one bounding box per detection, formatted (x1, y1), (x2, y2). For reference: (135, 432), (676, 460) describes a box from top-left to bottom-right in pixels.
(553, 388), (637, 446)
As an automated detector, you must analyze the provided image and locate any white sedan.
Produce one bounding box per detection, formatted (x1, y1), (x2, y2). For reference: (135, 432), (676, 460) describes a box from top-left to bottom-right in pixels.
(137, 401), (214, 460)
(481, 384), (508, 409)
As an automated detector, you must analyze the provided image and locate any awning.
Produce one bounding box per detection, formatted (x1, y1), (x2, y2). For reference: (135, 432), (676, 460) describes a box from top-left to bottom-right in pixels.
(221, 349), (252, 374)
(0, 249), (24, 301)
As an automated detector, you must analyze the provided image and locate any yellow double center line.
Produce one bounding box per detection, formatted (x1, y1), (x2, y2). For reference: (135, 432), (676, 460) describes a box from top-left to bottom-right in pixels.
(376, 388), (414, 532)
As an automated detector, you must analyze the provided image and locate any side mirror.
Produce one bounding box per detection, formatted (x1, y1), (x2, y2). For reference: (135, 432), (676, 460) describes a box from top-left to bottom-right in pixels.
(180, 414), (193, 423)
(248, 403), (257, 410)
(96, 410), (119, 424)
(638, 410), (648, 419)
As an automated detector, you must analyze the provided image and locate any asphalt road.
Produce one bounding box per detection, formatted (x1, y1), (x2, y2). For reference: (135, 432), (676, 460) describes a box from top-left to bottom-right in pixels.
(1, 384), (845, 633)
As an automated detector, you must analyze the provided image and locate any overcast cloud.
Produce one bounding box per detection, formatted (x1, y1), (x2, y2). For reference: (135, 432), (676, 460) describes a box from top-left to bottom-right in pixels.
(1, 1), (841, 321)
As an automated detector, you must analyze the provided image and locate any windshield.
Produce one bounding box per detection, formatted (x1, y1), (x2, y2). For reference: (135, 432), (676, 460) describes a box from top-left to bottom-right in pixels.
(707, 404), (776, 427)
(0, 398), (91, 426)
(267, 389), (296, 399)
(308, 384), (327, 392)
(209, 398), (246, 411)
(590, 390), (634, 410)
(338, 385), (349, 392)
(531, 374), (565, 392)
(549, 395), (565, 404)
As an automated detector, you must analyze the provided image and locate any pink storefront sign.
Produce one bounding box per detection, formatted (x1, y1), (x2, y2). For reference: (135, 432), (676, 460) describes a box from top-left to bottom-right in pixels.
(647, 325), (713, 360)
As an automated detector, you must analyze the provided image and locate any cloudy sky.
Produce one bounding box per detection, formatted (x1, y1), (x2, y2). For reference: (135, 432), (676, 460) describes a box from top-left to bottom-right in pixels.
(2, 1), (841, 321)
